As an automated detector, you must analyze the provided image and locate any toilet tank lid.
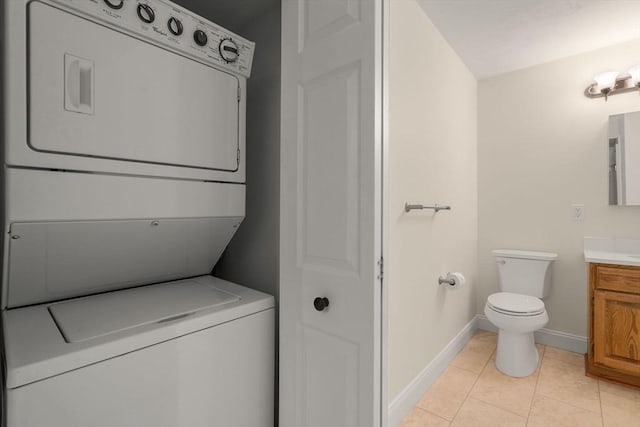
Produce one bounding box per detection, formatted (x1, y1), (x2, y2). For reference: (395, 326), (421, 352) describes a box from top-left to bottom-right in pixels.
(492, 249), (558, 261)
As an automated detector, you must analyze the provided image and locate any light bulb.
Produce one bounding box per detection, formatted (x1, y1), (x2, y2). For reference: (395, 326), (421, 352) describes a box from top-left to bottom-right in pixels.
(593, 71), (619, 100)
(628, 65), (640, 86)
(593, 71), (619, 90)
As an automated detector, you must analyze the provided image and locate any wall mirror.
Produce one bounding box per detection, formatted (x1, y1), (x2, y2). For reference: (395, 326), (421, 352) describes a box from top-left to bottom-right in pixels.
(609, 111), (640, 205)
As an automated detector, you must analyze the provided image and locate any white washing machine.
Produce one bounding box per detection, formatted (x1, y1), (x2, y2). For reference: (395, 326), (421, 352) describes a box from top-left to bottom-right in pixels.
(4, 276), (274, 427)
(1, 1), (274, 426)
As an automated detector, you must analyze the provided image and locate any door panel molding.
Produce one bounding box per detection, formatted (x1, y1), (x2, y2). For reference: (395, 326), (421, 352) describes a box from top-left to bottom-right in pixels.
(298, 61), (362, 275)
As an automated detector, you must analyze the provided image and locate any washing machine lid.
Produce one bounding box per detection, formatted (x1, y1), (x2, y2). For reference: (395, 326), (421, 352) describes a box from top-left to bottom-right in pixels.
(487, 292), (545, 315)
(3, 276), (275, 389)
(49, 279), (240, 343)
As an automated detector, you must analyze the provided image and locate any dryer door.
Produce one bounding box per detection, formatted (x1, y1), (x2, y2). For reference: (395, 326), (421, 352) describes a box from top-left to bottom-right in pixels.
(28, 2), (240, 172)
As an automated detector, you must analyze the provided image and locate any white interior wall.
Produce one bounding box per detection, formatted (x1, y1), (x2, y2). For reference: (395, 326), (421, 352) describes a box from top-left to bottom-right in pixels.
(213, 6), (281, 425)
(214, 6), (281, 301)
(478, 38), (640, 337)
(388, 0), (478, 401)
(623, 112), (640, 204)
(172, 0), (282, 301)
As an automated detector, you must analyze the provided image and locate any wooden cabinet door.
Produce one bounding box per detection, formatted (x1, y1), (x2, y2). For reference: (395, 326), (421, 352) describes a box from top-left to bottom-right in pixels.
(593, 289), (640, 375)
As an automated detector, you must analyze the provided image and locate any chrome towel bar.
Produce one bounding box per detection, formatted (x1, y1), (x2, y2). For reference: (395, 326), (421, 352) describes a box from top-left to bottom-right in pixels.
(404, 203), (451, 213)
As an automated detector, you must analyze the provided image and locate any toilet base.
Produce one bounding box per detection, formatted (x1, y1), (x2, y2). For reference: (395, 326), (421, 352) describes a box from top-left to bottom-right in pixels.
(495, 329), (539, 377)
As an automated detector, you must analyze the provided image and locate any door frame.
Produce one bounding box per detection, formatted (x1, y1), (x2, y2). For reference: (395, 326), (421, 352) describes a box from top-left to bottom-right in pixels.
(381, 0), (390, 425)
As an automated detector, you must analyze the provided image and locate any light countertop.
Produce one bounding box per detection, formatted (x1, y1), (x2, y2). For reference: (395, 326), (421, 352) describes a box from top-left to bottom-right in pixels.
(584, 237), (640, 267)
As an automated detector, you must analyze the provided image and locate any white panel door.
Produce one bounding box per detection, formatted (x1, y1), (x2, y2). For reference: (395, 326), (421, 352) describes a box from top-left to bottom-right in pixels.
(280, 0), (383, 426)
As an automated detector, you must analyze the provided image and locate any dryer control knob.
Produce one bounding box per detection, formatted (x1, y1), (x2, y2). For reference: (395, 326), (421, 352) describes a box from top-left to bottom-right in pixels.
(104, 0), (124, 9)
(193, 30), (208, 46)
(219, 38), (240, 63)
(137, 3), (155, 24)
(167, 17), (183, 36)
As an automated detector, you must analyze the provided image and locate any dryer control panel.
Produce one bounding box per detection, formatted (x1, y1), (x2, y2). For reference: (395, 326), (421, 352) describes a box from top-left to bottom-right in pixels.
(48, 0), (255, 78)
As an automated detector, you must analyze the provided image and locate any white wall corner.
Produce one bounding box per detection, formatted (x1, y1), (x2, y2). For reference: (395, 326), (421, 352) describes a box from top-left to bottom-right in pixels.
(387, 316), (477, 427)
(476, 314), (588, 354)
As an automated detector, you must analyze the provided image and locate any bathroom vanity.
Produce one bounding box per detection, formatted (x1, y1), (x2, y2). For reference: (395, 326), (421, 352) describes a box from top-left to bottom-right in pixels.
(585, 238), (640, 388)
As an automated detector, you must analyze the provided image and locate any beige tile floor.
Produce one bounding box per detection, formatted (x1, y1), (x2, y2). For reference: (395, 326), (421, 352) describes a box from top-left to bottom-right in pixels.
(400, 331), (640, 427)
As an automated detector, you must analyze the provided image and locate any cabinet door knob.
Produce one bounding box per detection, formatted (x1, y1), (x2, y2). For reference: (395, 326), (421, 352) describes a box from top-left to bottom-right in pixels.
(313, 297), (330, 312)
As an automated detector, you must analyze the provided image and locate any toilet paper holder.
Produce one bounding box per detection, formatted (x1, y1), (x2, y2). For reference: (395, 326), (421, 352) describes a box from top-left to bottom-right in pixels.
(438, 274), (456, 286)
(438, 272), (465, 290)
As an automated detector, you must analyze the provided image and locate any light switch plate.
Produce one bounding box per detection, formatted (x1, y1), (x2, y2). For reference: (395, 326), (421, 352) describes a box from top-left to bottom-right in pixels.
(571, 204), (585, 221)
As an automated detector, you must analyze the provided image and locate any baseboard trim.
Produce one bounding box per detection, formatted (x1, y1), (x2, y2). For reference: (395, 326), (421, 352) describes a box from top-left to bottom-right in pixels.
(476, 314), (587, 354)
(387, 316), (477, 427)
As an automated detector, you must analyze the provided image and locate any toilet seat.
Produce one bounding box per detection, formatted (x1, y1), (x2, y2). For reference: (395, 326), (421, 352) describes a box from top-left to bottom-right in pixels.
(487, 292), (545, 317)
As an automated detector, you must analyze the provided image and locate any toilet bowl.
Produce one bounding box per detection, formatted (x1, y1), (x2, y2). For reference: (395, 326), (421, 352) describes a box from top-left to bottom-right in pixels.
(485, 249), (557, 377)
(484, 292), (548, 377)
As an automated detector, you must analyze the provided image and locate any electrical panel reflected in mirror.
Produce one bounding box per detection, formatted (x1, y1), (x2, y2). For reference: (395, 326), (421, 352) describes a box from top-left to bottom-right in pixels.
(609, 111), (640, 205)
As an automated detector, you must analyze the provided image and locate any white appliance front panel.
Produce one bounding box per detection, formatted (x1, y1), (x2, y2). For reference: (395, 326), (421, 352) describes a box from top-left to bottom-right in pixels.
(29, 1), (240, 172)
(7, 217), (243, 308)
(48, 0), (255, 78)
(6, 308), (274, 427)
(5, 168), (246, 223)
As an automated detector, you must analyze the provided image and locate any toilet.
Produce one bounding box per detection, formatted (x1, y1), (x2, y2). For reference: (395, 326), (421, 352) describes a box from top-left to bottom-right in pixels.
(484, 249), (558, 377)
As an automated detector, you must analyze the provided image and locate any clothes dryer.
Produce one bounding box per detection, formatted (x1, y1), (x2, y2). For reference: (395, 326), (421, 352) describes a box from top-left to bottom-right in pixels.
(5, 0), (254, 182)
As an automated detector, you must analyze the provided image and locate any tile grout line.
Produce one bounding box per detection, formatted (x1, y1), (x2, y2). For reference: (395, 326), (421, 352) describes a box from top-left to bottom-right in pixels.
(411, 335), (494, 424)
(412, 406), (450, 424)
(448, 344), (496, 424)
(450, 342), (543, 423)
(525, 345), (546, 425)
(470, 351), (538, 421)
(597, 380), (604, 427)
(464, 344), (546, 423)
(534, 356), (606, 420)
(449, 363), (490, 376)
(467, 396), (533, 421)
(423, 408), (452, 425)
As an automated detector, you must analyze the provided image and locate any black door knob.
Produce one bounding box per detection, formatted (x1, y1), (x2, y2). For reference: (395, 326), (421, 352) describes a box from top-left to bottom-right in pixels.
(313, 297), (330, 312)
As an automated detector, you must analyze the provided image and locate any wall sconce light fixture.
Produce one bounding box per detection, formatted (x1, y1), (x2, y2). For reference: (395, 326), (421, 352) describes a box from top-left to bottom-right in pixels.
(585, 66), (640, 101)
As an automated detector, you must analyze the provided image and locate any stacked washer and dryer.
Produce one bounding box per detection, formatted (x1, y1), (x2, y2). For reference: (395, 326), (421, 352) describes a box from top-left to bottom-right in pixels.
(1, 1), (274, 426)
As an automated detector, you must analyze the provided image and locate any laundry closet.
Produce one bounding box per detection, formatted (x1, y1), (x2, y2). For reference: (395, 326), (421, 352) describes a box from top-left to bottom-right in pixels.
(1, 0), (281, 426)
(1, 0), (389, 425)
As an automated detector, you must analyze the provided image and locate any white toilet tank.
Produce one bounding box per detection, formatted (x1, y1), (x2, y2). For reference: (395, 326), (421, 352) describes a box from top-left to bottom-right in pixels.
(493, 249), (558, 298)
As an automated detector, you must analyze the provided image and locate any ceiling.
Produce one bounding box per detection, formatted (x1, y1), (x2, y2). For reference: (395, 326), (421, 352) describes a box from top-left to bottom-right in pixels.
(169, 0), (640, 79)
(171, 0), (277, 34)
(417, 0), (640, 79)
